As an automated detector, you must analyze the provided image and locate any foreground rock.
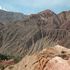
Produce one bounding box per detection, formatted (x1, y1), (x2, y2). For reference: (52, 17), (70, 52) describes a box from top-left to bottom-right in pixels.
(46, 57), (70, 70)
(4, 45), (70, 70)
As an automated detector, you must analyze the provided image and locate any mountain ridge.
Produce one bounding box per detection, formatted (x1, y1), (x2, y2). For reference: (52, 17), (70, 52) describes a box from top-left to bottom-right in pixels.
(0, 9), (69, 58)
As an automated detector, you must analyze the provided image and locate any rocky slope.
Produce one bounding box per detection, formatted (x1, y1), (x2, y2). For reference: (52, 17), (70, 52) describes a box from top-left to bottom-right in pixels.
(0, 10), (69, 59)
(4, 45), (70, 70)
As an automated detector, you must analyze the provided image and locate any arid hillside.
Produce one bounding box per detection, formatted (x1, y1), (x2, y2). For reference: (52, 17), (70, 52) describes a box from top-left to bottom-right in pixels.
(0, 10), (69, 59)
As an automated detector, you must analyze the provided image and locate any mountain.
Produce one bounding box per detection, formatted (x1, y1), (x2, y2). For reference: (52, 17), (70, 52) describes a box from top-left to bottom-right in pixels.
(58, 10), (70, 24)
(0, 9), (69, 60)
(0, 10), (27, 24)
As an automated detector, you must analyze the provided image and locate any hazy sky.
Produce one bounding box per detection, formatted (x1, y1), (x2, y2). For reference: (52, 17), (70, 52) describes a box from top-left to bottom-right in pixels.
(0, 0), (70, 14)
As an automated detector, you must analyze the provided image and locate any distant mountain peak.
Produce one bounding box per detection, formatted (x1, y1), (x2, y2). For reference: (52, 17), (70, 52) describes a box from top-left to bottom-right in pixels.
(39, 9), (56, 18)
(40, 9), (54, 13)
(0, 9), (27, 24)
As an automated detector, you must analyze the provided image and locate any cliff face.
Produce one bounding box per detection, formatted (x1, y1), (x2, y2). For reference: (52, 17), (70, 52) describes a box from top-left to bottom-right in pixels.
(0, 10), (69, 58)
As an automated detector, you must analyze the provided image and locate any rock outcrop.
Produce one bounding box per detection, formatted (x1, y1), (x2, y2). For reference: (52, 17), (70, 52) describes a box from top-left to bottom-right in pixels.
(45, 57), (70, 70)
(4, 45), (70, 70)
